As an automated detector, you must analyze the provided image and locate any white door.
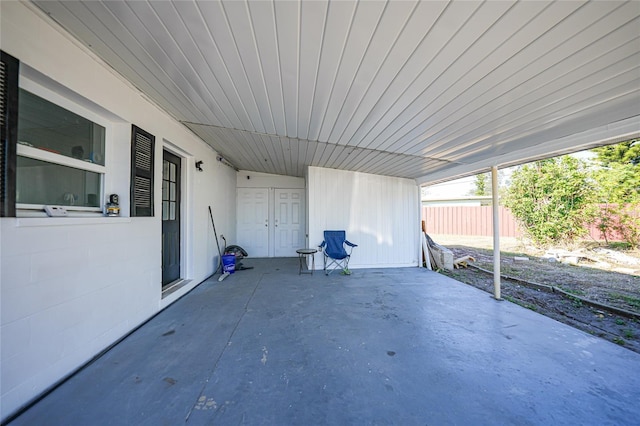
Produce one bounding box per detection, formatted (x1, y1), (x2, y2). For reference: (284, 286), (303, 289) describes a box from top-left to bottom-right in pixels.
(274, 189), (305, 257)
(237, 188), (269, 257)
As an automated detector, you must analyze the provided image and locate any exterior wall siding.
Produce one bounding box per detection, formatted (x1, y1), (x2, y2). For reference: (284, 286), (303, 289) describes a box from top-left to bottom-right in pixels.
(0, 2), (237, 420)
(308, 167), (420, 269)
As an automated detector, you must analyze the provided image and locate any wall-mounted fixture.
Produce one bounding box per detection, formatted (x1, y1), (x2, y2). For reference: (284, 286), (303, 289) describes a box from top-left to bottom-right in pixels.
(195, 161), (204, 172)
(216, 155), (239, 171)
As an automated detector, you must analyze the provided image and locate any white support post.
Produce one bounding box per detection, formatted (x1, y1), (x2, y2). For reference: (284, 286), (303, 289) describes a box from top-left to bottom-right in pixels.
(491, 166), (501, 300)
(418, 185), (423, 268)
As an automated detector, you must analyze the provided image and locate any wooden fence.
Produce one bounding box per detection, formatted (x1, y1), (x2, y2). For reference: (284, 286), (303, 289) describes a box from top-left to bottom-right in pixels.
(421, 205), (630, 241)
(422, 206), (521, 237)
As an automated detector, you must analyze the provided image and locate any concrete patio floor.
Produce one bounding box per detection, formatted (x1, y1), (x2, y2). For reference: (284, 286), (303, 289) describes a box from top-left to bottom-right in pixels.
(9, 258), (640, 425)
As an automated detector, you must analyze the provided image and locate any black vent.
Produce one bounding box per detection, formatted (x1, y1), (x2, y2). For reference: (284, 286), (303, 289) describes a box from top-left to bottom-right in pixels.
(130, 125), (155, 216)
(0, 50), (18, 217)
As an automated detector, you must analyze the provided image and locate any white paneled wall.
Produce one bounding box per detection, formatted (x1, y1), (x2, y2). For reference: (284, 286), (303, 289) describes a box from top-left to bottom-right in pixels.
(0, 2), (237, 420)
(307, 167), (420, 269)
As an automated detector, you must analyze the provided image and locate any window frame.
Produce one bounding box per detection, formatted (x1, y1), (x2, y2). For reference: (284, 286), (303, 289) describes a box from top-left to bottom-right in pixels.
(1, 50), (19, 217)
(16, 77), (109, 213)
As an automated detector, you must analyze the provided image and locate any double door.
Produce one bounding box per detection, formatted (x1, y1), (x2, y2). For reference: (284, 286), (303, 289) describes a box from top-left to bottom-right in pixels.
(237, 188), (305, 257)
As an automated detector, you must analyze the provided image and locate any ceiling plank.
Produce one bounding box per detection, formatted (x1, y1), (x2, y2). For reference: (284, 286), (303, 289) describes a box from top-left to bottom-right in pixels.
(30, 0), (640, 184)
(296, 0), (327, 141)
(305, 0), (358, 141)
(352, 0), (516, 150)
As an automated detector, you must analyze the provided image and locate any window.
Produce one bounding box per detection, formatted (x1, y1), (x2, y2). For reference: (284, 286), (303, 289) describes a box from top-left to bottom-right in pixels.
(162, 151), (180, 221)
(16, 87), (106, 211)
(1, 50), (19, 217)
(16, 157), (101, 206)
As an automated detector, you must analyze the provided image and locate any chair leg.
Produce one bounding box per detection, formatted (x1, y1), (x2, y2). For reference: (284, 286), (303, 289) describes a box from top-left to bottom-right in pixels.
(325, 257), (337, 275)
(323, 254), (352, 276)
(326, 258), (337, 275)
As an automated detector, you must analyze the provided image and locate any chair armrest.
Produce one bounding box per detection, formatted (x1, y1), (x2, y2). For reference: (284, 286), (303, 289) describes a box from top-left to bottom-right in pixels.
(319, 241), (326, 248)
(345, 240), (357, 248)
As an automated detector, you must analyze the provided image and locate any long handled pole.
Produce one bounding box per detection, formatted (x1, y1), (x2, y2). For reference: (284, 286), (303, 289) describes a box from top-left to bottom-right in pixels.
(208, 206), (223, 275)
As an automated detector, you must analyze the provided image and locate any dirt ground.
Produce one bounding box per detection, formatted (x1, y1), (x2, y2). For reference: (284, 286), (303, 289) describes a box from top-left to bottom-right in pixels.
(430, 235), (640, 354)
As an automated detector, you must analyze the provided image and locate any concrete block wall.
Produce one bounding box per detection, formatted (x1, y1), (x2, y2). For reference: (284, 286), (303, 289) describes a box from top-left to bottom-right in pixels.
(1, 219), (158, 415)
(0, 2), (237, 420)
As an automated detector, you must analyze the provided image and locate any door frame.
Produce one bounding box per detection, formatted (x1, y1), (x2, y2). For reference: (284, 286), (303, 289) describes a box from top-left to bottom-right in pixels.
(162, 149), (182, 288)
(160, 142), (192, 297)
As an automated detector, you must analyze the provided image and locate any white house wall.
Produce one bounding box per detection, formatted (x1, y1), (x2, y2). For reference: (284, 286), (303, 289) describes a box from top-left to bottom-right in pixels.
(307, 167), (420, 269)
(0, 2), (236, 420)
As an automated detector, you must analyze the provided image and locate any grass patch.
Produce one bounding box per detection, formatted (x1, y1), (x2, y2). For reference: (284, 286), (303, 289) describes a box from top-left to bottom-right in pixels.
(624, 329), (635, 339)
(610, 293), (640, 310)
(613, 337), (626, 346)
(608, 242), (632, 250)
(557, 286), (586, 297)
(503, 295), (538, 311)
(566, 295), (583, 308)
(616, 318), (626, 326)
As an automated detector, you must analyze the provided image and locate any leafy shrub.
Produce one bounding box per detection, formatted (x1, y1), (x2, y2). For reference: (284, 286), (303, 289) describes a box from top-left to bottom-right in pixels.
(592, 162), (640, 248)
(503, 156), (596, 247)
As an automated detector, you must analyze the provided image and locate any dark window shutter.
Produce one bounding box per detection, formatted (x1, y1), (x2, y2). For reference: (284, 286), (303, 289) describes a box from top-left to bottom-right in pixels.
(130, 125), (155, 217)
(0, 50), (18, 217)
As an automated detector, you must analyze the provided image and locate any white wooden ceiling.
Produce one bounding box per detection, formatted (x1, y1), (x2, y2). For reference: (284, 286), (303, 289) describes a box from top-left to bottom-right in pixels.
(31, 0), (640, 184)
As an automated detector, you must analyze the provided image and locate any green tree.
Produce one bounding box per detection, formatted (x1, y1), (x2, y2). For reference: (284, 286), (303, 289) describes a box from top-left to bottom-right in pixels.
(503, 156), (596, 247)
(591, 140), (640, 166)
(591, 140), (640, 247)
(473, 173), (489, 196)
(471, 170), (509, 196)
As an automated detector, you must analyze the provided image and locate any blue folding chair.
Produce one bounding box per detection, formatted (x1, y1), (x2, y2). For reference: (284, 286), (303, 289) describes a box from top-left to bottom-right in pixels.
(319, 230), (357, 275)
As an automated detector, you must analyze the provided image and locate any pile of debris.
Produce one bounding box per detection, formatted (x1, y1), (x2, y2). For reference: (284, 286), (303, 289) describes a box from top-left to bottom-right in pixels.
(542, 247), (639, 274)
(422, 233), (475, 271)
